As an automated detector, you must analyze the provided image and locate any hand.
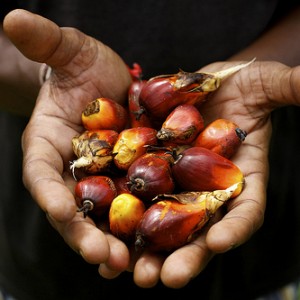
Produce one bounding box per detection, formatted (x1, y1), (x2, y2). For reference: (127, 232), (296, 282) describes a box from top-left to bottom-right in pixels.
(4, 9), (132, 275)
(130, 60), (300, 288)
(5, 9), (300, 288)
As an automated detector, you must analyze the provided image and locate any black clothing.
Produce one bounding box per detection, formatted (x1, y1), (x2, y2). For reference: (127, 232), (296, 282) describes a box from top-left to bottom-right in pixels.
(1, 1), (300, 299)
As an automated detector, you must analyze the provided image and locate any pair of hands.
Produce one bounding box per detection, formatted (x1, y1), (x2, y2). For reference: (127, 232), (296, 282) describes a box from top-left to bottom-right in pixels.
(4, 9), (300, 288)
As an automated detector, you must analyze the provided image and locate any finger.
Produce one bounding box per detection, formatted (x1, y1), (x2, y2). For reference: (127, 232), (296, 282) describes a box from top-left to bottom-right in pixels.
(98, 264), (122, 280)
(22, 125), (77, 222)
(3, 9), (84, 67)
(47, 213), (110, 264)
(199, 61), (300, 113)
(265, 63), (300, 107)
(3, 9), (132, 102)
(159, 232), (214, 288)
(133, 251), (165, 288)
(98, 233), (130, 279)
(240, 61), (300, 108)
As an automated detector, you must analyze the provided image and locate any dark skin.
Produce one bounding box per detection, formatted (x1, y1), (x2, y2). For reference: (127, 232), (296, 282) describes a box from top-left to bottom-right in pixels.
(3, 8), (300, 288)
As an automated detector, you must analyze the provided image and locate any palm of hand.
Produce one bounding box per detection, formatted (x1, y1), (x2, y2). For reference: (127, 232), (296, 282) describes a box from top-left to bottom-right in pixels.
(23, 60), (276, 288)
(132, 62), (274, 288)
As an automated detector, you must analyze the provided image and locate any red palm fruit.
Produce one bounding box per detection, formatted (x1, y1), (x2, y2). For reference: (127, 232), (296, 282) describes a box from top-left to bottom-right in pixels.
(139, 71), (209, 122)
(128, 80), (153, 128)
(193, 118), (247, 158)
(156, 104), (204, 145)
(74, 175), (117, 218)
(172, 146), (244, 198)
(139, 60), (255, 122)
(135, 183), (239, 252)
(109, 193), (146, 241)
(113, 127), (158, 171)
(81, 97), (128, 132)
(127, 151), (175, 202)
(112, 176), (131, 194)
(70, 129), (119, 178)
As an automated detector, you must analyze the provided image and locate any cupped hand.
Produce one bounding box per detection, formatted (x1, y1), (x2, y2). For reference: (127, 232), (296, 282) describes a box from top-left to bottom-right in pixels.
(5, 9), (300, 289)
(131, 60), (300, 288)
(3, 9), (132, 272)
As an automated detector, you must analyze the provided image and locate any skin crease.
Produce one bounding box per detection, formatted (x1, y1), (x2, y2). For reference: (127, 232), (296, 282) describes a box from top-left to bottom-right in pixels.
(2, 6), (300, 289)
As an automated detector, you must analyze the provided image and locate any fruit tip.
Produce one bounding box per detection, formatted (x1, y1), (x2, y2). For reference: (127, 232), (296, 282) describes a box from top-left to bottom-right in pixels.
(226, 181), (244, 198)
(134, 234), (145, 251)
(213, 57), (256, 81)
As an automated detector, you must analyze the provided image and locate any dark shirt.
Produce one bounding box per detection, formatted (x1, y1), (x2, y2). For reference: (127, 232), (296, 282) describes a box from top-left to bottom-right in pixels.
(1, 1), (300, 299)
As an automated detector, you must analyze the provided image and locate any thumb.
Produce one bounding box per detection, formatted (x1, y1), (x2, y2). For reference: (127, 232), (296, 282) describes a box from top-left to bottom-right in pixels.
(3, 9), (132, 103)
(259, 61), (300, 108)
(3, 9), (80, 66)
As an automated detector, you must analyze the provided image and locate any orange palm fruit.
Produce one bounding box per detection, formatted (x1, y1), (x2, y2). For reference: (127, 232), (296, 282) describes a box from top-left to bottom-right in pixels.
(70, 129), (119, 178)
(135, 183), (240, 252)
(109, 193), (146, 241)
(139, 60), (255, 122)
(81, 97), (128, 132)
(172, 146), (244, 198)
(156, 104), (204, 145)
(193, 118), (247, 158)
(113, 127), (158, 171)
